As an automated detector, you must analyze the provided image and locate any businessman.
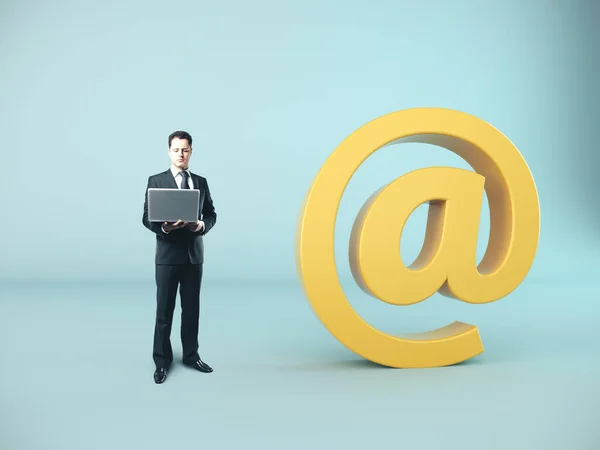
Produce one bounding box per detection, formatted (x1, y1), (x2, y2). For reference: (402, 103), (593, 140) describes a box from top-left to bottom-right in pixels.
(142, 130), (217, 384)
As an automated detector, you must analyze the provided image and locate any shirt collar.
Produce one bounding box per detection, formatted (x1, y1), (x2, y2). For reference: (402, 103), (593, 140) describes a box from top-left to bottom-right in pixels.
(170, 166), (190, 178)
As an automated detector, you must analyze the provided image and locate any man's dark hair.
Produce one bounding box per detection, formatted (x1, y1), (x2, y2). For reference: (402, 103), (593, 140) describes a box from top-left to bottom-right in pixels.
(168, 130), (192, 147)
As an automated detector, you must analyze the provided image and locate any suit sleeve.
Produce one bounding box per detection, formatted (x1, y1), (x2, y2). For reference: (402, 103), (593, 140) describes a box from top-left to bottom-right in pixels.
(142, 176), (170, 238)
(199, 178), (216, 236)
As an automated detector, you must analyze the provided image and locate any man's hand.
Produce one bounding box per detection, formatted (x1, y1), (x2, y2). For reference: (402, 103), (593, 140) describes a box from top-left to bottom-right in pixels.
(185, 220), (204, 232)
(163, 220), (187, 233)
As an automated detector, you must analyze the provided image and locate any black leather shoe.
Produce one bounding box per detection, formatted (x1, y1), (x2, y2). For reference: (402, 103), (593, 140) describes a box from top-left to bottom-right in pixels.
(154, 367), (168, 384)
(184, 359), (213, 373)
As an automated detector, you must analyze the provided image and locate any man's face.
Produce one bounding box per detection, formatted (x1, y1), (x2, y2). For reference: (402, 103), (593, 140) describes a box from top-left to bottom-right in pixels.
(168, 138), (192, 169)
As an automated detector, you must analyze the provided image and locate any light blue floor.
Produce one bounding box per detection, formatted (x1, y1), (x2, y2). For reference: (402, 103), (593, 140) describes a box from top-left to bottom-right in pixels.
(0, 278), (598, 450)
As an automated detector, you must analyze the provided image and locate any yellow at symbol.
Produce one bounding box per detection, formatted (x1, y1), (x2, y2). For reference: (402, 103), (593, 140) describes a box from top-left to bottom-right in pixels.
(294, 108), (540, 368)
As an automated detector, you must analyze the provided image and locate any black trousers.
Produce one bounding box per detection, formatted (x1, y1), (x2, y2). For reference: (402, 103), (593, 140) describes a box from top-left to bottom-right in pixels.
(153, 263), (203, 368)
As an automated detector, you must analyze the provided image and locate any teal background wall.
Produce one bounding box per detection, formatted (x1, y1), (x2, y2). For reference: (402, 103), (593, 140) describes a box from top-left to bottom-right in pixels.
(2, 2), (600, 450)
(1, 0), (598, 285)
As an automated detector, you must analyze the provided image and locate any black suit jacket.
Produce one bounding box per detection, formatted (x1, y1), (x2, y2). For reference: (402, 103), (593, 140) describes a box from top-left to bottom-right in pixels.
(142, 169), (216, 265)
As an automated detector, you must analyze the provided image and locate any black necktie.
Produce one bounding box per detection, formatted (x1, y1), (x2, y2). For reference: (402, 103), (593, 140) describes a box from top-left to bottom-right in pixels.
(180, 171), (189, 189)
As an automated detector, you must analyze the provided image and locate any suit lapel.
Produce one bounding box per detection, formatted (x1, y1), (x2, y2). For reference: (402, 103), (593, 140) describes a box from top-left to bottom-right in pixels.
(190, 173), (202, 192)
(162, 169), (178, 188)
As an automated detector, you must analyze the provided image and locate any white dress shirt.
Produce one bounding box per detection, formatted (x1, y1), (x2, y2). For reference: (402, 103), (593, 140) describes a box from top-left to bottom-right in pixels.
(161, 167), (204, 233)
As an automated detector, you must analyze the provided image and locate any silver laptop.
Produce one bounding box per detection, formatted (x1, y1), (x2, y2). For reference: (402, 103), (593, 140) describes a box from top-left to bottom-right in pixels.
(147, 188), (200, 222)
